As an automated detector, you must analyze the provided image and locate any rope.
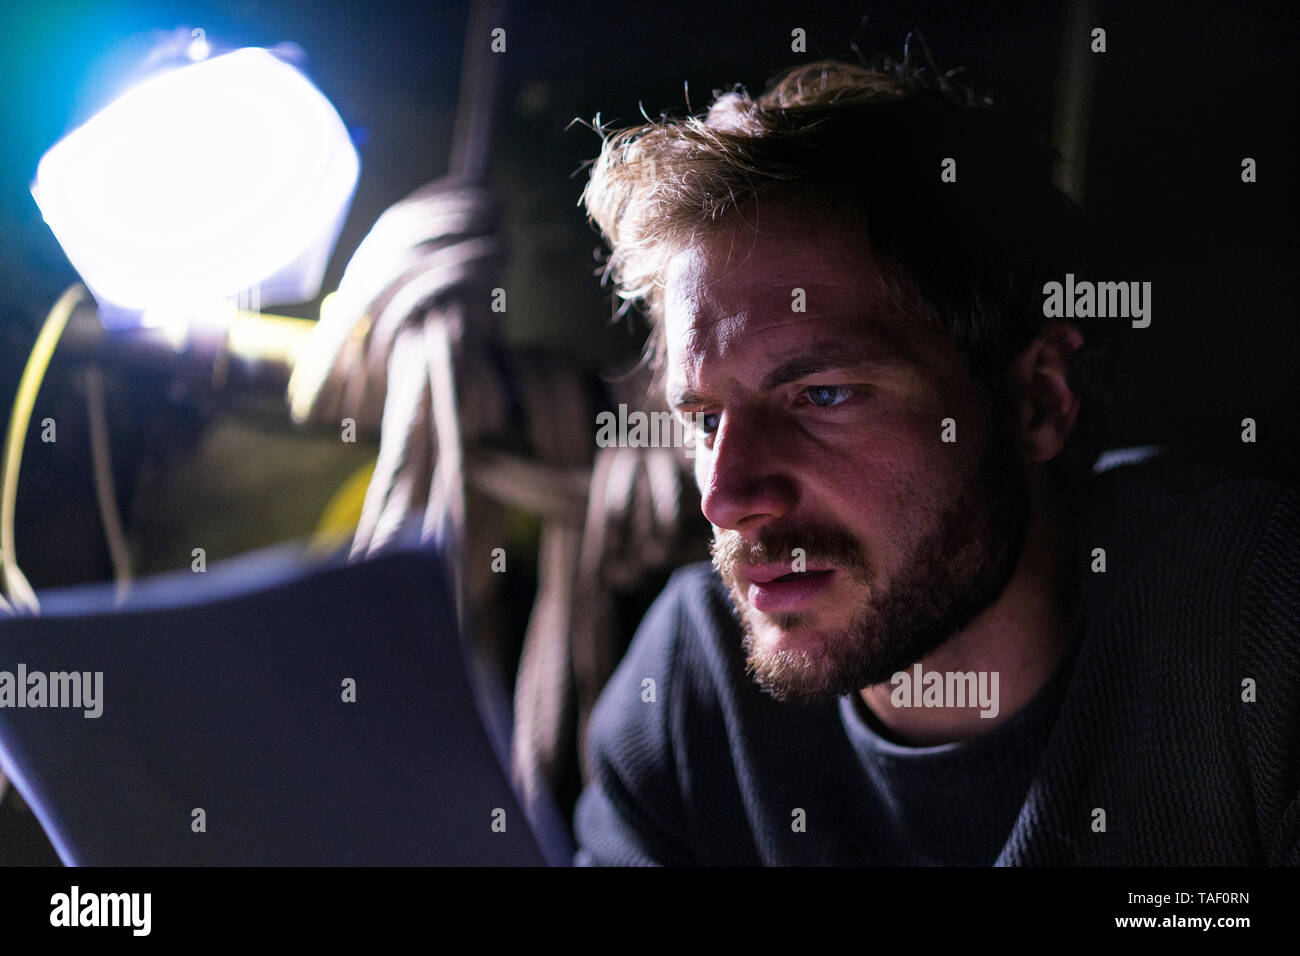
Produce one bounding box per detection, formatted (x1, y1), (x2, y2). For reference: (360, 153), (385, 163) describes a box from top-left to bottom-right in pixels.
(286, 178), (698, 807)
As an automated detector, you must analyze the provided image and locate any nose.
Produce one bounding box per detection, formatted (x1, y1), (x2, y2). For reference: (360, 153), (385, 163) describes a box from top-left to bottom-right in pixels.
(698, 407), (797, 533)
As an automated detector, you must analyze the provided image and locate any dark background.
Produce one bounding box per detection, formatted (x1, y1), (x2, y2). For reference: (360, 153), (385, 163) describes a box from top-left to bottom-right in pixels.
(2, 0), (1296, 472)
(2, 0), (1296, 437)
(0, 0), (1295, 860)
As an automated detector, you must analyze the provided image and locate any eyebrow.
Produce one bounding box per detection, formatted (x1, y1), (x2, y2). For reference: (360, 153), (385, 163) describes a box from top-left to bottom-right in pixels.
(758, 348), (906, 391)
(669, 345), (907, 410)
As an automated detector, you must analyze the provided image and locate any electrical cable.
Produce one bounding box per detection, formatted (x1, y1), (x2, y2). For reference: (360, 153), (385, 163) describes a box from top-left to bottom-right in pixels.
(84, 364), (132, 604)
(1, 284), (87, 615)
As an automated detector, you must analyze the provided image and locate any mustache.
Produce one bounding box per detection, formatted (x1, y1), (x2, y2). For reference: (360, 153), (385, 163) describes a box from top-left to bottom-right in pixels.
(711, 523), (871, 583)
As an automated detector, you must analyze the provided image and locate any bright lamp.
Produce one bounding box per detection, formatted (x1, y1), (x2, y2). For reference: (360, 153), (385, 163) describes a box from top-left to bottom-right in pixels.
(31, 47), (360, 329)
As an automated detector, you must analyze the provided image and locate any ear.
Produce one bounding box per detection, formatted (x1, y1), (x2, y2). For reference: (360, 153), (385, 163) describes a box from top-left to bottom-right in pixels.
(1010, 321), (1084, 463)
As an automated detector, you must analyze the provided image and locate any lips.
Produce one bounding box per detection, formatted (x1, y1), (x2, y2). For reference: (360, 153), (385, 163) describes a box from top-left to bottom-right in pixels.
(740, 563), (830, 583)
(740, 565), (837, 613)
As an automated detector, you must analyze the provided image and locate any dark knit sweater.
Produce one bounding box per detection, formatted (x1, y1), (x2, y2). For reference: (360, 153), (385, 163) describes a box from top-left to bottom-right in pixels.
(573, 459), (1300, 865)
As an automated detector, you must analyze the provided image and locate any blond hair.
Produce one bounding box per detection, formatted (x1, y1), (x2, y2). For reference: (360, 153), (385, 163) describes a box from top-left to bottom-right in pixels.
(580, 58), (1088, 399)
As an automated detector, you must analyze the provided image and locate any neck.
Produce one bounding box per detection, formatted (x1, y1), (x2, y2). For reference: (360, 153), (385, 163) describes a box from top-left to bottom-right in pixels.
(860, 468), (1077, 746)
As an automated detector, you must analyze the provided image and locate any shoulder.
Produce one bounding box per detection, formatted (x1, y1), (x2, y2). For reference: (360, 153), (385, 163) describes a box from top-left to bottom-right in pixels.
(1081, 454), (1300, 859)
(1084, 452), (1299, 585)
(1083, 452), (1300, 639)
(1082, 454), (1300, 692)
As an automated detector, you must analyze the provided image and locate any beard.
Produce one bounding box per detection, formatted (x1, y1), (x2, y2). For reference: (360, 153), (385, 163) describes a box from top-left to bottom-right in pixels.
(711, 402), (1029, 704)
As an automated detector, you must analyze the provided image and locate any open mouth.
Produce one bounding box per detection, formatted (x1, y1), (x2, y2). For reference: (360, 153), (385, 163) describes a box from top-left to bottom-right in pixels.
(746, 569), (836, 613)
(770, 570), (825, 583)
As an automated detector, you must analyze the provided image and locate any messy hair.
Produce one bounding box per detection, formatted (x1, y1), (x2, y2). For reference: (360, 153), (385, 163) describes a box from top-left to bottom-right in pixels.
(580, 57), (1109, 464)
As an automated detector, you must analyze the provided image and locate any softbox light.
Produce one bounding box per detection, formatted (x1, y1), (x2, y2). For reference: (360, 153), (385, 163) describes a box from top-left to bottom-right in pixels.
(31, 47), (360, 329)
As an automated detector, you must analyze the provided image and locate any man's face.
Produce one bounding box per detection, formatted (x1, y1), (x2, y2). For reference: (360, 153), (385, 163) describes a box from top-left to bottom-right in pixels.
(664, 202), (1030, 702)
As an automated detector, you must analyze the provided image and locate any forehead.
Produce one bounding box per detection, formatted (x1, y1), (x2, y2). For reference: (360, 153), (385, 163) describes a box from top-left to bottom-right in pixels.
(662, 207), (930, 387)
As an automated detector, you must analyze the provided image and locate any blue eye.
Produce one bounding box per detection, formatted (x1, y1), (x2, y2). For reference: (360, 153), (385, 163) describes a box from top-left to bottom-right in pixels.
(804, 385), (852, 408)
(699, 412), (721, 434)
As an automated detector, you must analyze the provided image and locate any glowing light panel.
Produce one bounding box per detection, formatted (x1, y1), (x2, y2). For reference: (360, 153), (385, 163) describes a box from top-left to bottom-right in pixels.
(31, 47), (360, 327)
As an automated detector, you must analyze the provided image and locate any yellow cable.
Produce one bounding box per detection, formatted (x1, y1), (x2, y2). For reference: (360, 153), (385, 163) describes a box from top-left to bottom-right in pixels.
(1, 284), (87, 614)
(308, 459), (377, 557)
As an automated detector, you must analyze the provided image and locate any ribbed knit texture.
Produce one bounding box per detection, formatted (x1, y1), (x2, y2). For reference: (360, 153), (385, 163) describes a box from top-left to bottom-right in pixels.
(573, 460), (1300, 865)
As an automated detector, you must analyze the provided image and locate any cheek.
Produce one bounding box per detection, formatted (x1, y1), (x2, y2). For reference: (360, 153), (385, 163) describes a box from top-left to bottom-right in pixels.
(805, 417), (973, 539)
(813, 435), (925, 516)
(854, 387), (981, 486)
